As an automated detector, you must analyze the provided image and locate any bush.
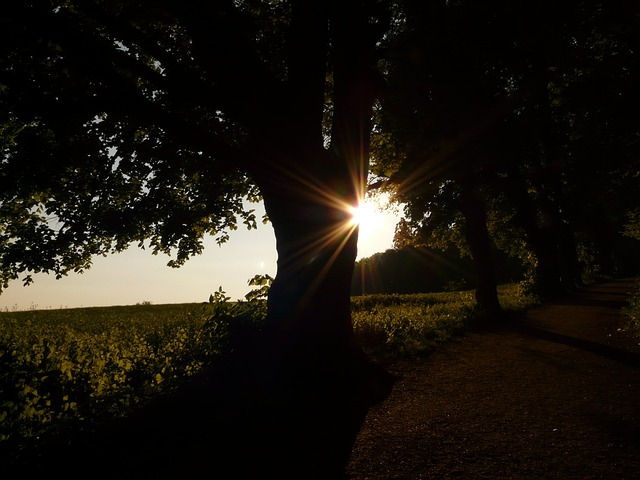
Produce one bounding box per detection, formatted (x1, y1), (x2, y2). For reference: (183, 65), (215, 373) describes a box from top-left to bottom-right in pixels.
(624, 279), (640, 338)
(352, 290), (477, 357)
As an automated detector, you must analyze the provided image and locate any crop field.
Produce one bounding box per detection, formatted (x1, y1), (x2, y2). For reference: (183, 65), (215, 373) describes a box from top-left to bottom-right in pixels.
(0, 283), (536, 458)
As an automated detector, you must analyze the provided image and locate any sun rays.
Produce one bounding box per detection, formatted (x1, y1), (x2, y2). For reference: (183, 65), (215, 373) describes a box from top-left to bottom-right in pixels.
(253, 147), (401, 310)
(347, 199), (386, 242)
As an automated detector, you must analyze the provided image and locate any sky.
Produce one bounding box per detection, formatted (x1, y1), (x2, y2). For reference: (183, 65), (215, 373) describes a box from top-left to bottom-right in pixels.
(0, 194), (403, 311)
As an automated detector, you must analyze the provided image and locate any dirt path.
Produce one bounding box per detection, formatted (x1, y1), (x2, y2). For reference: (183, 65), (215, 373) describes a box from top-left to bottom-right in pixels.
(346, 278), (640, 480)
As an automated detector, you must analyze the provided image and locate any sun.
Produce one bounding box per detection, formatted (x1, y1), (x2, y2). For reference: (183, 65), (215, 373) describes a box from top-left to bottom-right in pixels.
(348, 201), (373, 227)
(343, 192), (400, 258)
(348, 198), (385, 239)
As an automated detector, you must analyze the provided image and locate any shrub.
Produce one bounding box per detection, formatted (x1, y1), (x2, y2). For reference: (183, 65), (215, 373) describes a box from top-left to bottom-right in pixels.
(352, 290), (476, 357)
(623, 279), (640, 338)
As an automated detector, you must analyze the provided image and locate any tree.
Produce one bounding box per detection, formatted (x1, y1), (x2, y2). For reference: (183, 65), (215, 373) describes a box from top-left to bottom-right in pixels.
(371, 0), (524, 315)
(373, 0), (640, 301)
(0, 1), (394, 477)
(496, 0), (640, 286)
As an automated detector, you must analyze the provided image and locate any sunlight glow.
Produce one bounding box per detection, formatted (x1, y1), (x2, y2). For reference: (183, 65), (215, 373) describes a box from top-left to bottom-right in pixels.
(348, 201), (378, 227)
(348, 197), (387, 244)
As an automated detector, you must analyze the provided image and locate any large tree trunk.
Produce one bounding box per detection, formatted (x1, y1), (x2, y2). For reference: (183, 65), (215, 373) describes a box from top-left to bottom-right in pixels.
(244, 146), (394, 478)
(501, 164), (566, 298)
(558, 220), (583, 291)
(459, 176), (502, 319)
(226, 3), (393, 476)
(238, 0), (393, 462)
(533, 229), (564, 296)
(252, 0), (389, 371)
(253, 145), (361, 356)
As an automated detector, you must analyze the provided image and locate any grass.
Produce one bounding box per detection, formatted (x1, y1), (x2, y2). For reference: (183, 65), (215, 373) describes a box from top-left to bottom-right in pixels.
(352, 290), (475, 357)
(352, 283), (538, 358)
(0, 283), (536, 457)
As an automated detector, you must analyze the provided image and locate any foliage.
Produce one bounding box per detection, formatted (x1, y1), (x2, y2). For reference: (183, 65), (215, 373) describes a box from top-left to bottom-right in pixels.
(496, 282), (541, 312)
(373, 0), (640, 294)
(0, 282), (536, 455)
(243, 274), (274, 303)
(0, 304), (212, 455)
(352, 282), (536, 358)
(352, 290), (474, 357)
(199, 277), (271, 357)
(0, 1), (276, 291)
(352, 245), (525, 295)
(623, 208), (640, 241)
(623, 279), (640, 339)
(0, 0), (390, 306)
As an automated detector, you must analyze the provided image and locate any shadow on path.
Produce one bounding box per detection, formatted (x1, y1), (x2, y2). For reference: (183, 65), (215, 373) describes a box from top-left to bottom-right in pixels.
(508, 322), (640, 368)
(347, 277), (640, 480)
(505, 278), (640, 367)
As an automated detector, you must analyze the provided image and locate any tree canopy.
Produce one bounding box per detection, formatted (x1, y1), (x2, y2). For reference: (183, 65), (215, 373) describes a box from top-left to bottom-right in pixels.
(372, 0), (640, 297)
(1, 1), (268, 289)
(0, 0), (388, 286)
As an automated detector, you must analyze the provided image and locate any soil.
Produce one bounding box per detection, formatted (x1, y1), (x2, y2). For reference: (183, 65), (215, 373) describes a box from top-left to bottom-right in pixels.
(346, 278), (640, 480)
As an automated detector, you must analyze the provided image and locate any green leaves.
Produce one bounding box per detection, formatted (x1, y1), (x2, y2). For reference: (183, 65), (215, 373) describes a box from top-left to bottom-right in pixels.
(0, 1), (268, 289)
(623, 209), (640, 241)
(0, 304), (215, 448)
(244, 273), (273, 302)
(623, 279), (640, 339)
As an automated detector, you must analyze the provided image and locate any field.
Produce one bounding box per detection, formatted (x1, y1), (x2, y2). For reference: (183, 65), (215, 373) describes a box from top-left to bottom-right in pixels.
(0, 283), (538, 458)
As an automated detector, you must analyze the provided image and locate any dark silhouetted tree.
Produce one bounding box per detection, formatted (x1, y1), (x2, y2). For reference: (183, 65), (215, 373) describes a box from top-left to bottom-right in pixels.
(0, 1), (394, 477)
(372, 0), (640, 302)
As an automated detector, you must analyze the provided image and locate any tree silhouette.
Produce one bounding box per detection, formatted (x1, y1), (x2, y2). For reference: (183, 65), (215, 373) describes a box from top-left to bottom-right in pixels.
(372, 0), (640, 301)
(0, 1), (394, 477)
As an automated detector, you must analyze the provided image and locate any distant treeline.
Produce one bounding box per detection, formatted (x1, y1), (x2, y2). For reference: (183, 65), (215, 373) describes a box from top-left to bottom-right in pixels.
(351, 245), (525, 296)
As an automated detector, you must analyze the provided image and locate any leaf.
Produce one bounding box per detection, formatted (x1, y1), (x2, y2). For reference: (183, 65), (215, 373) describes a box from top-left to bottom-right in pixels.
(247, 274), (274, 286)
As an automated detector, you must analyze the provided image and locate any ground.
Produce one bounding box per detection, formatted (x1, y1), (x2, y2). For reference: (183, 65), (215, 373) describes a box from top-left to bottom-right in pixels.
(346, 278), (640, 479)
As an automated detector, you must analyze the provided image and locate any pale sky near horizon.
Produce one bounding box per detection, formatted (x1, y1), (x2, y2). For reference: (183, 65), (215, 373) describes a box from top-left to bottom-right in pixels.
(0, 195), (403, 311)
